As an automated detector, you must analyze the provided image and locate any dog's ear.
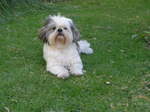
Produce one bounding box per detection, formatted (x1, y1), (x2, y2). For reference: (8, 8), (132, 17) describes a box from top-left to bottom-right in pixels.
(39, 16), (53, 43)
(69, 20), (80, 43)
(39, 26), (48, 43)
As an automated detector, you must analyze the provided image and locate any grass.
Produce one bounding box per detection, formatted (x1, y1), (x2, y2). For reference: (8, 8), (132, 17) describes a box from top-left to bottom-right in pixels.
(0, 0), (150, 111)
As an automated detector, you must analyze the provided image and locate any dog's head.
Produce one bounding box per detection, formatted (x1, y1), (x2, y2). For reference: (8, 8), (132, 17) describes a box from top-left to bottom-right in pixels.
(39, 15), (80, 48)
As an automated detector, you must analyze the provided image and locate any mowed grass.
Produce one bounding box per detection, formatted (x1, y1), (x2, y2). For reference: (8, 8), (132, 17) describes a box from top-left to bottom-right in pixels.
(0, 0), (150, 112)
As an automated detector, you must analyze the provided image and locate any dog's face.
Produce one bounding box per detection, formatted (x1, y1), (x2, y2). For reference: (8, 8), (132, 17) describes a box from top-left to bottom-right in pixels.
(39, 15), (80, 48)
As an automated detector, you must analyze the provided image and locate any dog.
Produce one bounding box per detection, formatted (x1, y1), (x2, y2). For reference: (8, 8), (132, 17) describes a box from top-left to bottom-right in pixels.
(39, 15), (93, 79)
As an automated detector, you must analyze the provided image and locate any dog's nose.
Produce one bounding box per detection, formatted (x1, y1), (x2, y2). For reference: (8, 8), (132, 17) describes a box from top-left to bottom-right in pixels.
(58, 28), (63, 32)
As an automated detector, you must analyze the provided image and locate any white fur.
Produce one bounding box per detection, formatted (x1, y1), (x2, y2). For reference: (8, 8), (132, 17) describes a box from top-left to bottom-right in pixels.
(78, 40), (93, 54)
(43, 43), (83, 79)
(41, 15), (93, 79)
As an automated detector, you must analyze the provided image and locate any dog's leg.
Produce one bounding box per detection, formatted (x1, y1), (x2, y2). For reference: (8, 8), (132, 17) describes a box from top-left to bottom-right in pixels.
(47, 64), (69, 79)
(70, 63), (83, 76)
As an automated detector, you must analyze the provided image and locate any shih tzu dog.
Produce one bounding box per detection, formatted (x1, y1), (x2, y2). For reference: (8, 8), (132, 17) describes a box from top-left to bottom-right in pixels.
(39, 15), (93, 79)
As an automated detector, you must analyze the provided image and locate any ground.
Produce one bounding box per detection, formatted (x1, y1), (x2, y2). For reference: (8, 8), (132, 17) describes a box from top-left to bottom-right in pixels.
(0, 0), (150, 112)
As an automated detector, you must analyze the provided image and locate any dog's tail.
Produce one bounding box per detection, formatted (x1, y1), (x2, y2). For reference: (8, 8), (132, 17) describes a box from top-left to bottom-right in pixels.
(78, 40), (93, 54)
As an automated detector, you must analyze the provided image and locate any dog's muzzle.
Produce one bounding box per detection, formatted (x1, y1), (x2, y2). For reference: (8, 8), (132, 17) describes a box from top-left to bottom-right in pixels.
(55, 33), (66, 44)
(57, 28), (63, 33)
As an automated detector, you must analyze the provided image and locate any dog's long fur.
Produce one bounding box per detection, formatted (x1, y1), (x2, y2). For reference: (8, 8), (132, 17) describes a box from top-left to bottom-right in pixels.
(39, 15), (93, 78)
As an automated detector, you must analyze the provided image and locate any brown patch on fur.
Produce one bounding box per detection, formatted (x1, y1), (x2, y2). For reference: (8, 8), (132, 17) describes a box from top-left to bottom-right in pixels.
(55, 35), (66, 45)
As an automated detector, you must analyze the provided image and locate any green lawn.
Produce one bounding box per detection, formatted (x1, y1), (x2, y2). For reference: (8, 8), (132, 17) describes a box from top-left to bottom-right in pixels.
(0, 0), (150, 112)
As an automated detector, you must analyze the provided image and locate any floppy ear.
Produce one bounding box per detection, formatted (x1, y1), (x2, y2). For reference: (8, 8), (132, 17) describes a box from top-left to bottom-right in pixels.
(39, 16), (53, 43)
(39, 26), (49, 43)
(70, 21), (80, 43)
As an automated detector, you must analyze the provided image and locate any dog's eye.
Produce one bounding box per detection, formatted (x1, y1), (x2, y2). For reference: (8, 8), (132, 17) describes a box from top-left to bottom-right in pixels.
(64, 27), (67, 30)
(52, 27), (56, 30)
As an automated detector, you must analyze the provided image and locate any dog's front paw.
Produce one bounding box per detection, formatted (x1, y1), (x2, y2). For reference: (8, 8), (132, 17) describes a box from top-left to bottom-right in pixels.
(71, 70), (83, 76)
(70, 64), (83, 76)
(57, 72), (70, 79)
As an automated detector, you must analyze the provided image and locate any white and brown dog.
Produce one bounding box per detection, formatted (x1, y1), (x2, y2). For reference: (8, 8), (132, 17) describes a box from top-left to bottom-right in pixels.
(39, 15), (93, 79)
